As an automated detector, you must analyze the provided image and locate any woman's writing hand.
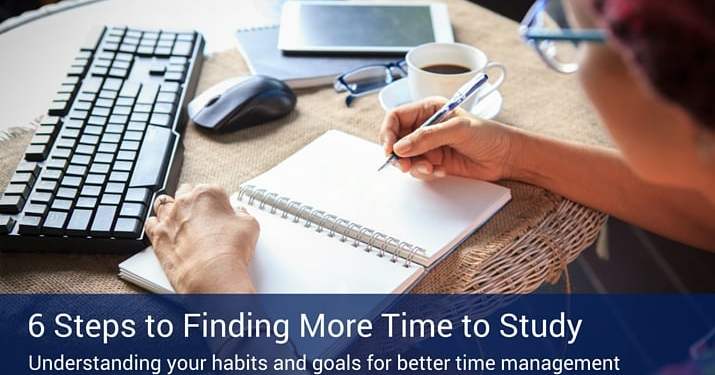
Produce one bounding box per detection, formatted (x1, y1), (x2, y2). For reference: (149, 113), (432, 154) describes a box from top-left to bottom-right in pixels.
(379, 97), (520, 181)
(145, 184), (260, 293)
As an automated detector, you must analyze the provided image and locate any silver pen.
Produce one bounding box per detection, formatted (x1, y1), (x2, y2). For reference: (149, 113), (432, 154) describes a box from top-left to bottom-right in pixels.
(377, 73), (489, 172)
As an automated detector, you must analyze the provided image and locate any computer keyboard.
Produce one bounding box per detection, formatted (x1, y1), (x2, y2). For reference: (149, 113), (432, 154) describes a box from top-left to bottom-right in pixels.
(0, 26), (204, 252)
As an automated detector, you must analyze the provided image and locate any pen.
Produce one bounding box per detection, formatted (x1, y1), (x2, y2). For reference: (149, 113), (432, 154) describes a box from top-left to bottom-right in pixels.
(377, 73), (490, 172)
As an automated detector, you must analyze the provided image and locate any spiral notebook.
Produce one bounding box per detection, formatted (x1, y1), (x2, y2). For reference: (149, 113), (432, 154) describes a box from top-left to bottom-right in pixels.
(119, 130), (511, 293)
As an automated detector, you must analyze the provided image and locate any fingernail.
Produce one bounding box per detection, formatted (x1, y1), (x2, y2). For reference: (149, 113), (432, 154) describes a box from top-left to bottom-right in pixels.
(416, 164), (430, 174)
(394, 139), (412, 153)
(434, 169), (447, 178)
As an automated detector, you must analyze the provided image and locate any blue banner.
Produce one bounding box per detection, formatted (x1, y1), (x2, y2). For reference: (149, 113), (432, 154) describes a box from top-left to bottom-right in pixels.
(1, 294), (714, 374)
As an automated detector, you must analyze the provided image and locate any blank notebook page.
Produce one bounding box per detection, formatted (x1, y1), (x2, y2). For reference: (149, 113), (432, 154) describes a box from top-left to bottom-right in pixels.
(246, 130), (511, 267)
(120, 205), (424, 293)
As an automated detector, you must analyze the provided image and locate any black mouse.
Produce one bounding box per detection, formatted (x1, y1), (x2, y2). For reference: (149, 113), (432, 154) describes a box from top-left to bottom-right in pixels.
(188, 75), (296, 133)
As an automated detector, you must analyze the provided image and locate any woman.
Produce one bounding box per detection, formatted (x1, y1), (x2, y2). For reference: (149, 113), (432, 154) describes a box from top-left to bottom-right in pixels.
(145, 0), (715, 293)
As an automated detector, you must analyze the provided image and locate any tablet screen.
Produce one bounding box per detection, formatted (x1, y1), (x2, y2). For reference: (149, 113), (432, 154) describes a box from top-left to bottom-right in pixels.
(294, 5), (434, 48)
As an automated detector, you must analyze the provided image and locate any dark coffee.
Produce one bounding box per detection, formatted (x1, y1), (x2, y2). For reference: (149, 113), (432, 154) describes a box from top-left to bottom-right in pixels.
(421, 64), (471, 74)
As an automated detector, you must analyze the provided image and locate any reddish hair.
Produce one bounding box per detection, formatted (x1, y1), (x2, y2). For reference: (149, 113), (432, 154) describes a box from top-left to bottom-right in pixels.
(592, 0), (715, 128)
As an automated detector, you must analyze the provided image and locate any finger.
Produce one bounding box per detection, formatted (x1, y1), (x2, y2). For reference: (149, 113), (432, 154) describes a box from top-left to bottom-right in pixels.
(153, 194), (175, 220)
(396, 156), (411, 173)
(393, 117), (471, 158)
(382, 131), (396, 155)
(409, 159), (437, 181)
(144, 216), (158, 240)
(145, 217), (169, 252)
(379, 97), (448, 151)
(433, 165), (447, 178)
(411, 159), (434, 176)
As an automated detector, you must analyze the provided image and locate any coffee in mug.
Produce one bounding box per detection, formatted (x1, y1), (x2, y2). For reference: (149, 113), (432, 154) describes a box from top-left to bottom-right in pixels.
(421, 64), (471, 75)
(406, 43), (506, 109)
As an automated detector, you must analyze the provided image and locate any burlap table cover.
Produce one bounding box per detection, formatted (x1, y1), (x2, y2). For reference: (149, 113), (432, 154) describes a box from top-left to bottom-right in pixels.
(0, 0), (608, 293)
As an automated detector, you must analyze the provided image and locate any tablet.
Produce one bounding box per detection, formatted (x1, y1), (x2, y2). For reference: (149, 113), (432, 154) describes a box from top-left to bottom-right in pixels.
(278, 1), (454, 54)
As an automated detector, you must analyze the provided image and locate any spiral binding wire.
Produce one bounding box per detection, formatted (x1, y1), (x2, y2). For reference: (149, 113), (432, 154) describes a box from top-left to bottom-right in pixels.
(237, 185), (426, 268)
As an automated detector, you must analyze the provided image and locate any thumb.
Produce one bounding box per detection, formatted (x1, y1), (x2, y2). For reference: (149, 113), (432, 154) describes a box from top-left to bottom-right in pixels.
(393, 117), (470, 157)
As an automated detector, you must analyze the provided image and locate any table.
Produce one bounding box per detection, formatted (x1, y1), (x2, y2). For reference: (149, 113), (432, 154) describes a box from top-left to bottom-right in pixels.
(0, 0), (608, 294)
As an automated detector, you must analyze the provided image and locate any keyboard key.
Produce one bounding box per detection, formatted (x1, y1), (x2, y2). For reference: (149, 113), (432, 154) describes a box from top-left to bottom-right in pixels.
(81, 77), (103, 94)
(0, 215), (15, 234)
(109, 171), (130, 182)
(164, 72), (184, 82)
(101, 194), (122, 205)
(98, 143), (119, 153)
(46, 158), (68, 170)
(51, 198), (73, 211)
(53, 148), (72, 159)
(35, 180), (58, 193)
(149, 64), (165, 75)
(40, 169), (62, 181)
(153, 103), (174, 114)
(116, 151), (135, 161)
(137, 82), (159, 105)
(4, 183), (30, 199)
(0, 194), (25, 214)
(90, 205), (117, 237)
(103, 78), (123, 91)
(66, 209), (93, 236)
(48, 100), (70, 115)
(11, 172), (35, 185)
(113, 161), (133, 172)
(125, 187), (151, 205)
(61, 176), (82, 188)
(113, 217), (142, 238)
(101, 133), (121, 143)
(105, 182), (126, 194)
(90, 163), (110, 174)
(85, 174), (106, 185)
(71, 154), (92, 165)
(81, 185), (102, 197)
(16, 161), (40, 176)
(66, 165), (87, 177)
(29, 192), (52, 204)
(129, 125), (174, 189)
(41, 115), (61, 127)
(119, 81), (141, 98)
(43, 211), (68, 235)
(120, 140), (140, 151)
(149, 113), (171, 127)
(74, 145), (96, 156)
(76, 197), (98, 209)
(25, 144), (49, 161)
(18, 215), (42, 235)
(94, 153), (114, 164)
(56, 187), (78, 200)
(120, 202), (146, 218)
(24, 203), (48, 217)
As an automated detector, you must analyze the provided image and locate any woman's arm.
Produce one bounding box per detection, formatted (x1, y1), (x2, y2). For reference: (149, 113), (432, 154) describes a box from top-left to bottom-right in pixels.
(510, 130), (715, 251)
(381, 98), (715, 251)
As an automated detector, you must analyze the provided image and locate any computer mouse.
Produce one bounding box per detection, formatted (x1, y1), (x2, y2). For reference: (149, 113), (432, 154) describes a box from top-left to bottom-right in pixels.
(188, 75), (296, 133)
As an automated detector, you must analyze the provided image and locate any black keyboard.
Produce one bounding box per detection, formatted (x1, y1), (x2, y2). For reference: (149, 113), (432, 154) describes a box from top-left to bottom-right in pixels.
(0, 26), (204, 252)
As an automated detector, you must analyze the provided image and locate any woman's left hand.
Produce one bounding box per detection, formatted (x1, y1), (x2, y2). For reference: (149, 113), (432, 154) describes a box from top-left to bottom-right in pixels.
(145, 184), (260, 293)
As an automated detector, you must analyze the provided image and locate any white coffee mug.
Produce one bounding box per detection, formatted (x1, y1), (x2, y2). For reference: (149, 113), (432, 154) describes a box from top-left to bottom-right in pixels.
(406, 43), (506, 109)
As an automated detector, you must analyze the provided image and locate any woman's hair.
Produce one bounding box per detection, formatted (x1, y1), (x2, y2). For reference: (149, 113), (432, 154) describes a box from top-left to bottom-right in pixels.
(592, 0), (714, 128)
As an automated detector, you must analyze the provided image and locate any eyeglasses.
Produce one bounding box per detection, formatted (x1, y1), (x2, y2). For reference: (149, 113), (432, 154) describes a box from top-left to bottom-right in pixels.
(334, 60), (407, 106)
(520, 0), (606, 74)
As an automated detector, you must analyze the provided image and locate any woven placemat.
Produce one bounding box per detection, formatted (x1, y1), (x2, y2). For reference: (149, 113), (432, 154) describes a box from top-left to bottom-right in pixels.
(0, 0), (607, 293)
